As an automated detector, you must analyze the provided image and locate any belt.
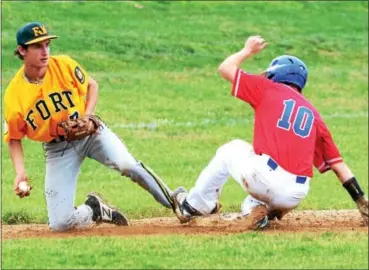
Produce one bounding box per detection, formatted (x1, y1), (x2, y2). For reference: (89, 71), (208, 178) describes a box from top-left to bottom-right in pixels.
(49, 135), (66, 144)
(267, 158), (307, 184)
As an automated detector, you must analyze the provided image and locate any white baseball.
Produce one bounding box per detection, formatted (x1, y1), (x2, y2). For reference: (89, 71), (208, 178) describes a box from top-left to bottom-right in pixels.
(18, 181), (30, 193)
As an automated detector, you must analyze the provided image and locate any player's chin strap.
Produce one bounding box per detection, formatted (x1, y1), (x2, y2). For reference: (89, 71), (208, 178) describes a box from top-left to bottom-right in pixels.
(122, 161), (175, 210)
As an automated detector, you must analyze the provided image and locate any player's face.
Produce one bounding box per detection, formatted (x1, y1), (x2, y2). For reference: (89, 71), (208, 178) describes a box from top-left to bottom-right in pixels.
(23, 39), (51, 68)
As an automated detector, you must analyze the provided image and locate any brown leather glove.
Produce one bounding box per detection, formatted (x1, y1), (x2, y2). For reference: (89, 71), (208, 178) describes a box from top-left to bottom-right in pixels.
(356, 196), (368, 226)
(57, 115), (101, 142)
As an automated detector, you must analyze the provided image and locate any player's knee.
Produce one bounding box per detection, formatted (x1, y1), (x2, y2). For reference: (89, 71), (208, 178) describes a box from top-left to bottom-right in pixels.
(115, 160), (130, 173)
(118, 160), (141, 176)
(216, 141), (233, 156)
(110, 157), (137, 174)
(48, 220), (70, 232)
(48, 214), (73, 232)
(230, 139), (252, 151)
(216, 139), (249, 157)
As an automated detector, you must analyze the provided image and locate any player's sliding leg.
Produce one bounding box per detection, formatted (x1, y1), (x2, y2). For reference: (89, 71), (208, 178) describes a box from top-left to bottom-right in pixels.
(172, 147), (229, 223)
(172, 139), (270, 229)
(86, 124), (176, 209)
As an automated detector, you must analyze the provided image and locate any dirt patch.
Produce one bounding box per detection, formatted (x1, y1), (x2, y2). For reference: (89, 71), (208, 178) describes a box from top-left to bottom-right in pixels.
(2, 210), (367, 240)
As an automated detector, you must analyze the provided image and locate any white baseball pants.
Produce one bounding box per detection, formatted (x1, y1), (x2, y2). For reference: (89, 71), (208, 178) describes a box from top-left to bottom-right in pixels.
(185, 139), (310, 216)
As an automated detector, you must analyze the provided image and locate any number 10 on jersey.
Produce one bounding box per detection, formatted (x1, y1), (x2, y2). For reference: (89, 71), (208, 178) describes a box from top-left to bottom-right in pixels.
(277, 99), (314, 138)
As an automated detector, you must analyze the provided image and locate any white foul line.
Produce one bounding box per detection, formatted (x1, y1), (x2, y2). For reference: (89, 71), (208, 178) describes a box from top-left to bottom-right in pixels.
(111, 111), (368, 130)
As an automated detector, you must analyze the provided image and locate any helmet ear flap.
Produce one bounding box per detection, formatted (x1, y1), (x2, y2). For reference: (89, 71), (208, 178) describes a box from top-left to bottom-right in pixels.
(266, 73), (275, 80)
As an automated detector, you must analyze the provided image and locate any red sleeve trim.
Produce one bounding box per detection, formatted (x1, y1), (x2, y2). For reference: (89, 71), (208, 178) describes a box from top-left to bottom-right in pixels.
(231, 69), (241, 97)
(326, 157), (343, 165)
(317, 157), (343, 174)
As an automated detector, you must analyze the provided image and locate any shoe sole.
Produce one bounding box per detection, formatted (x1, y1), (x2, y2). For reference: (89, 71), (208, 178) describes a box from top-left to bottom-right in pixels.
(88, 192), (130, 226)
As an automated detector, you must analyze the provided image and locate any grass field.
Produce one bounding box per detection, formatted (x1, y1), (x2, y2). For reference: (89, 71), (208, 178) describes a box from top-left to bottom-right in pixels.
(1, 1), (368, 269)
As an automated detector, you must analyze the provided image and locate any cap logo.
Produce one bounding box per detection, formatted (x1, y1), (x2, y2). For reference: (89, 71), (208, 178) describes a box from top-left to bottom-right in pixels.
(32, 25), (47, 37)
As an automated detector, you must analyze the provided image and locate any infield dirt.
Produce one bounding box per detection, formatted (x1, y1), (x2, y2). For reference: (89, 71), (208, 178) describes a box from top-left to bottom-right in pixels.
(2, 210), (367, 240)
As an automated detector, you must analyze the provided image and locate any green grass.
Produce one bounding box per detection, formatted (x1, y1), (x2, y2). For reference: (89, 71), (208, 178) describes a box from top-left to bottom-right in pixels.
(2, 232), (368, 269)
(1, 1), (368, 269)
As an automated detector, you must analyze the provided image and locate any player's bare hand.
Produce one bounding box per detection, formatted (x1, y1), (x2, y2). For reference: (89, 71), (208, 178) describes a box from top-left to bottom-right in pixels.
(356, 196), (368, 226)
(13, 174), (32, 198)
(243, 35), (268, 56)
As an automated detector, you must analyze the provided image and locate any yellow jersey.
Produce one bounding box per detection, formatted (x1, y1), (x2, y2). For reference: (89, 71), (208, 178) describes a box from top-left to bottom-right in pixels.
(4, 55), (89, 143)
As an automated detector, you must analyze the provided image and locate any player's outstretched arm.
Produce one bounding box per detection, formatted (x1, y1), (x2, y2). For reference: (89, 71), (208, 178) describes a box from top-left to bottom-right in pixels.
(8, 139), (31, 198)
(331, 162), (368, 225)
(218, 35), (268, 83)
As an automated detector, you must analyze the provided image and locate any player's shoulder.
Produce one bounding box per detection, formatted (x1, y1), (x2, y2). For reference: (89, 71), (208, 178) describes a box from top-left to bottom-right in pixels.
(49, 55), (82, 73)
(50, 55), (77, 65)
(4, 67), (25, 99)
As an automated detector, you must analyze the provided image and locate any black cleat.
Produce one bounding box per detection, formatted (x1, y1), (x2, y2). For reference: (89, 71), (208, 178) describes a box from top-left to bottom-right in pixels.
(85, 192), (130, 226)
(171, 187), (220, 224)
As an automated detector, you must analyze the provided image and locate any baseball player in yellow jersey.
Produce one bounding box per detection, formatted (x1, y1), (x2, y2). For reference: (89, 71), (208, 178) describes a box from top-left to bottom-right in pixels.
(4, 22), (178, 231)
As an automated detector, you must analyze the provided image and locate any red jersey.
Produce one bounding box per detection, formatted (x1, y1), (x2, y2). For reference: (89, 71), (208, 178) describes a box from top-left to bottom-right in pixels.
(232, 69), (342, 177)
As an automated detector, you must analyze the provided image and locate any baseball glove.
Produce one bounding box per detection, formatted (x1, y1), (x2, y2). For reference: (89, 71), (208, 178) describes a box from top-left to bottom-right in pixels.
(57, 115), (101, 142)
(356, 196), (368, 226)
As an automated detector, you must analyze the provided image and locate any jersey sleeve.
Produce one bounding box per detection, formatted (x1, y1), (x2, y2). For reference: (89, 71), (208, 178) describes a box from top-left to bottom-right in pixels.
(231, 69), (271, 108)
(3, 95), (27, 143)
(65, 56), (90, 96)
(313, 117), (343, 173)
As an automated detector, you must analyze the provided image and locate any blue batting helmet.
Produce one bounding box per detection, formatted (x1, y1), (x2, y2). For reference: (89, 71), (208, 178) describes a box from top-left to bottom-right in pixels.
(264, 55), (308, 91)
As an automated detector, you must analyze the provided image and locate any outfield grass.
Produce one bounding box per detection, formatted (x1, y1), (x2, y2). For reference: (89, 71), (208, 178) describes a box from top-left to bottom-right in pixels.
(2, 232), (368, 269)
(1, 1), (368, 269)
